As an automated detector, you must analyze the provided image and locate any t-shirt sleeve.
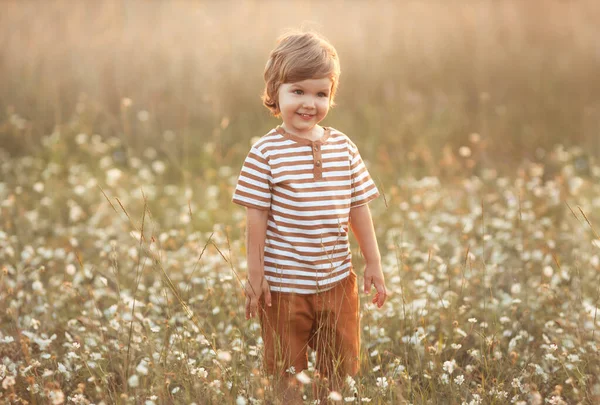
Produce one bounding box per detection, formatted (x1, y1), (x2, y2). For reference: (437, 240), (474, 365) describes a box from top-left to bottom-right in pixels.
(349, 141), (380, 208)
(232, 146), (272, 210)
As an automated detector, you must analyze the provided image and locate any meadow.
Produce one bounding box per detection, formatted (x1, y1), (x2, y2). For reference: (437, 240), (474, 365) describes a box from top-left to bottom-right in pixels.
(1, 0), (600, 404)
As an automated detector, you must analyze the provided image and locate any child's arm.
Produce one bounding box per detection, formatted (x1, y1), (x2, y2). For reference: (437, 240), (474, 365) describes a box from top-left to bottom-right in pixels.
(244, 207), (272, 319)
(349, 204), (387, 308)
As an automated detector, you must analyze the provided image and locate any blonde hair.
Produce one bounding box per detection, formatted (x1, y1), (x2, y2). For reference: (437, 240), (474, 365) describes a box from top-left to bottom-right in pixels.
(262, 31), (341, 117)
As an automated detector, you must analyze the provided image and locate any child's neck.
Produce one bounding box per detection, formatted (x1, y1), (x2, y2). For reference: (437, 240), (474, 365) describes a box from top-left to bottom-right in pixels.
(280, 124), (325, 142)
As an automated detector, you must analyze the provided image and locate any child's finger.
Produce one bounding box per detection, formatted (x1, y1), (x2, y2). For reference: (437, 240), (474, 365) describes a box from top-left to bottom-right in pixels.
(264, 285), (272, 307)
(248, 299), (257, 319)
(375, 283), (387, 307)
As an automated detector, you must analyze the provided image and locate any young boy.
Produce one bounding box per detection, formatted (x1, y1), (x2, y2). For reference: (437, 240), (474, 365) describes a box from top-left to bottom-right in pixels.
(232, 31), (387, 403)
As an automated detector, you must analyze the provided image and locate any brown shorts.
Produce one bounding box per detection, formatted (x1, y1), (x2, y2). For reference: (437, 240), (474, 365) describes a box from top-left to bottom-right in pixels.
(258, 271), (360, 378)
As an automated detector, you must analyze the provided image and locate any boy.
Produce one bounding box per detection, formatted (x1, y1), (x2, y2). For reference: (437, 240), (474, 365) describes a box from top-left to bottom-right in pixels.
(232, 30), (387, 403)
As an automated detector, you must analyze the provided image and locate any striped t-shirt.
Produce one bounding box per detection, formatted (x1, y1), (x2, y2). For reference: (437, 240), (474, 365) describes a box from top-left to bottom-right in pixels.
(232, 125), (379, 294)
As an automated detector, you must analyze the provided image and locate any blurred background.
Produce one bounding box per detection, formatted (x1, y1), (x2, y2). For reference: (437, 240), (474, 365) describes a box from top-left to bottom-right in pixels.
(2, 0), (599, 179)
(3, 3), (600, 403)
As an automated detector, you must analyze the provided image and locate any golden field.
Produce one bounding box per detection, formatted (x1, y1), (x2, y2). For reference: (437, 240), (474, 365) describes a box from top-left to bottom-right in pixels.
(1, 1), (600, 403)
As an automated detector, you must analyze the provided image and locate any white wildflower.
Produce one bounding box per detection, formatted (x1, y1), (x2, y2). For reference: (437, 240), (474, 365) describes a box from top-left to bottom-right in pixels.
(48, 389), (65, 404)
(65, 264), (76, 275)
(296, 371), (311, 385)
(491, 388), (508, 399)
(192, 367), (208, 378)
(69, 394), (87, 404)
(106, 168), (122, 186)
(443, 359), (457, 374)
(346, 375), (357, 392)
(136, 359), (149, 375)
(32, 280), (44, 293)
(440, 373), (449, 385)
(547, 395), (567, 405)
(2, 376), (16, 389)
(33, 182), (44, 193)
(67, 351), (80, 359)
(466, 393), (483, 405)
(151, 161), (166, 175)
(459, 146), (471, 157)
(75, 133), (88, 144)
(376, 377), (389, 390)
(328, 391), (343, 401)
(216, 351), (232, 362)
(455, 328), (468, 337)
(128, 374), (139, 388)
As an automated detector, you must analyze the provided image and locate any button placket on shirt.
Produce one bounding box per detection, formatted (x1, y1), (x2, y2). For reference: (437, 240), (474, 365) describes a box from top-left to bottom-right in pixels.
(312, 142), (322, 179)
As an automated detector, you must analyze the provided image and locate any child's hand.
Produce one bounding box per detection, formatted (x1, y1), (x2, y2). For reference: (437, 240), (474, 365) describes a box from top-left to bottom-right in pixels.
(244, 277), (272, 320)
(363, 264), (387, 308)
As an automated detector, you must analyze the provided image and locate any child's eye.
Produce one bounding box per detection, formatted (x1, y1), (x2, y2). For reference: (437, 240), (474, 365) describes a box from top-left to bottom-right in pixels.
(318, 92), (329, 98)
(293, 89), (303, 95)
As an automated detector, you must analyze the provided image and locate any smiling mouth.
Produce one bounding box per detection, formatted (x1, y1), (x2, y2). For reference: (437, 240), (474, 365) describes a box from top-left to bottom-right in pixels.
(297, 113), (315, 118)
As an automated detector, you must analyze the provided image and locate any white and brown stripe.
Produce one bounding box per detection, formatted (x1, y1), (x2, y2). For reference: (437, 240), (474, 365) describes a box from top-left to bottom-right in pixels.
(233, 126), (379, 294)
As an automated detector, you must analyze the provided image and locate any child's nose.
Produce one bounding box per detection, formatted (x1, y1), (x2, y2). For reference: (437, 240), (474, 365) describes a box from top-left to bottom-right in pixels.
(302, 97), (316, 108)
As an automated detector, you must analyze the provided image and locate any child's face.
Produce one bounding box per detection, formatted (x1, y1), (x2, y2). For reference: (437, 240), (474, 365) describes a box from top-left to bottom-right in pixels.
(277, 78), (332, 135)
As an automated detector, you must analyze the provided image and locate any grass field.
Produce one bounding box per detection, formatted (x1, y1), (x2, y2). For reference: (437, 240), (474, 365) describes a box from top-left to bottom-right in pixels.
(1, 1), (600, 404)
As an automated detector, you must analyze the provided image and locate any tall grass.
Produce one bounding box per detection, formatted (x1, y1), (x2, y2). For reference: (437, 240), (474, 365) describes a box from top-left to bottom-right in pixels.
(1, 128), (600, 403)
(2, 1), (600, 404)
